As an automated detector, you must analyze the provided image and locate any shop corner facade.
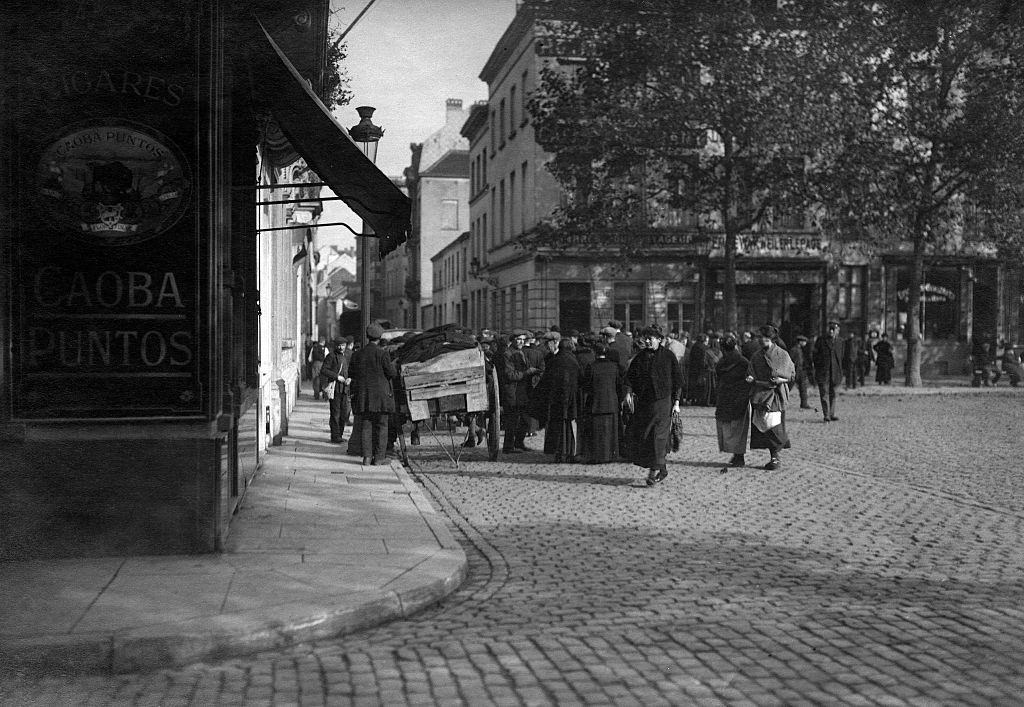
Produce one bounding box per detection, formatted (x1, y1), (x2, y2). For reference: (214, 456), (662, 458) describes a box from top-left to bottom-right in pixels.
(0, 0), (409, 559)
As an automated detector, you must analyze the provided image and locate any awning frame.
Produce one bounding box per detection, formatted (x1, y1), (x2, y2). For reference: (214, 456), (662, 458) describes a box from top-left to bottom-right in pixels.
(250, 20), (411, 258)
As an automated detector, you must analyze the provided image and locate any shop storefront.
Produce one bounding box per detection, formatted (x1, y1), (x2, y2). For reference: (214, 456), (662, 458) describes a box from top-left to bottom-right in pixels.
(0, 0), (408, 559)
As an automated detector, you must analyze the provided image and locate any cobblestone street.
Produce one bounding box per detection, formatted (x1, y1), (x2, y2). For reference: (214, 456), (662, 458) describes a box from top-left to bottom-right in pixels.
(3, 390), (1024, 705)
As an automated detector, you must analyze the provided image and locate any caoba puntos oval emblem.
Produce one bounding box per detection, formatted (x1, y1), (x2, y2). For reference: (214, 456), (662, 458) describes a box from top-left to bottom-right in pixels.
(36, 120), (191, 246)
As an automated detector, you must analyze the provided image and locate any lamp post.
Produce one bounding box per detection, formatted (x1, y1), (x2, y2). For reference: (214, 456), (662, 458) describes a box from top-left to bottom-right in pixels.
(349, 106), (383, 345)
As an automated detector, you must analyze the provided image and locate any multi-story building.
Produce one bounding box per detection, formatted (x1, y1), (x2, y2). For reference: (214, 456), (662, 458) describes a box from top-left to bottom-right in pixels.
(431, 231), (472, 327)
(403, 99), (471, 329)
(465, 0), (1021, 376)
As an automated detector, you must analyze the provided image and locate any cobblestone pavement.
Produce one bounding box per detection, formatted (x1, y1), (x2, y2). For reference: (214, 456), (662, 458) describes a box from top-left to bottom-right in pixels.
(3, 390), (1024, 705)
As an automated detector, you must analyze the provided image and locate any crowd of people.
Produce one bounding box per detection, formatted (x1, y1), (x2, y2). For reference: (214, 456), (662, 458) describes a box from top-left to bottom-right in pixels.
(304, 318), (1020, 484)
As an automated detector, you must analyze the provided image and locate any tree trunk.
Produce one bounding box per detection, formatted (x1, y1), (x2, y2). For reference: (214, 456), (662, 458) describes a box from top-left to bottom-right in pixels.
(722, 134), (738, 333)
(724, 226), (738, 333)
(903, 238), (925, 387)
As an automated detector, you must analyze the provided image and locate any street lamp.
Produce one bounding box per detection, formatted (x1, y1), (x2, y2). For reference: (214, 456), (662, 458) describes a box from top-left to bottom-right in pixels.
(349, 106), (383, 345)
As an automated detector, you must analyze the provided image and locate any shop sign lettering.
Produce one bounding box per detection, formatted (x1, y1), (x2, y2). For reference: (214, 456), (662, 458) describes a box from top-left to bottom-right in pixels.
(896, 283), (956, 302)
(36, 121), (191, 246)
(23, 267), (194, 373)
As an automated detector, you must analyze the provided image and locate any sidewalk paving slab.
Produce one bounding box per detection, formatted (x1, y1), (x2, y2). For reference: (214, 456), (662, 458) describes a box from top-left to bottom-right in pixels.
(0, 387), (467, 675)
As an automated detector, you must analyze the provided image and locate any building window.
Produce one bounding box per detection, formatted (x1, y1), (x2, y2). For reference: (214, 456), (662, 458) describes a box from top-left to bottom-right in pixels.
(521, 70), (529, 125)
(613, 282), (646, 332)
(441, 199), (459, 230)
(666, 284), (697, 335)
(499, 179), (506, 242)
(521, 282), (529, 326)
(836, 266), (865, 322)
(559, 282), (591, 333)
(521, 161), (528, 230)
(489, 110), (496, 155)
(509, 170), (516, 236)
(490, 188), (496, 247)
(895, 265), (961, 340)
(509, 85), (517, 138)
(499, 98), (506, 148)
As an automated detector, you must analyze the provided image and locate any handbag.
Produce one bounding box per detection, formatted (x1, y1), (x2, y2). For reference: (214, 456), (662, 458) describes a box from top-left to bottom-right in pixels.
(670, 408), (684, 452)
(324, 380), (337, 400)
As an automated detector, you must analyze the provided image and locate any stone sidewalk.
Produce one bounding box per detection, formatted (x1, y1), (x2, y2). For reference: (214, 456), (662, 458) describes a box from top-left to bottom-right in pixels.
(0, 388), (466, 675)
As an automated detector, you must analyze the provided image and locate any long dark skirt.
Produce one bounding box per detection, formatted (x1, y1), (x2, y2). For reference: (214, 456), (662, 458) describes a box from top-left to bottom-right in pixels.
(544, 417), (578, 460)
(749, 410), (791, 452)
(583, 411), (619, 463)
(716, 414), (750, 455)
(625, 397), (672, 469)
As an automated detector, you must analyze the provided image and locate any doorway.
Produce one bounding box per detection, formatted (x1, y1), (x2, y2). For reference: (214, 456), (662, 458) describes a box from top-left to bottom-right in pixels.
(736, 285), (814, 344)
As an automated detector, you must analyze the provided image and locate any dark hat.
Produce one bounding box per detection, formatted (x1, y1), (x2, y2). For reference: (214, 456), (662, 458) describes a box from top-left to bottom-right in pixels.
(344, 335), (354, 344)
(640, 325), (664, 339)
(549, 325), (561, 332)
(796, 334), (809, 342)
(569, 329), (580, 337)
(543, 330), (562, 342)
(827, 320), (840, 328)
(366, 323), (384, 340)
(759, 324), (779, 337)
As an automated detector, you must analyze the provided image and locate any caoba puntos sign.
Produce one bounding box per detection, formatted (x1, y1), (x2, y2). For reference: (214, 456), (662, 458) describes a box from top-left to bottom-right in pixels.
(6, 2), (208, 419)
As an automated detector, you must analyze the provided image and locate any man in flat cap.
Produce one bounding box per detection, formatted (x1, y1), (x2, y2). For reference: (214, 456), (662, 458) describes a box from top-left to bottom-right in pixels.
(501, 329), (541, 453)
(745, 324), (795, 471)
(600, 325), (628, 372)
(811, 320), (844, 422)
(348, 323), (397, 465)
(320, 337), (353, 443)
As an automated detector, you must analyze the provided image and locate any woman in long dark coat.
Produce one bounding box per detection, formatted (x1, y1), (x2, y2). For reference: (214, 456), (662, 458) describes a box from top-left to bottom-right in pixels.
(686, 333), (710, 405)
(538, 336), (582, 462)
(714, 333), (751, 470)
(624, 326), (683, 486)
(579, 341), (623, 463)
(873, 333), (895, 384)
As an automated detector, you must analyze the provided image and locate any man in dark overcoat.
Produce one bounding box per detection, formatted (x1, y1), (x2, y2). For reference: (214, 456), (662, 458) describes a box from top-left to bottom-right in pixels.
(320, 337), (352, 443)
(501, 330), (540, 453)
(348, 324), (397, 465)
(309, 337), (327, 399)
(812, 320), (844, 423)
(788, 334), (812, 410)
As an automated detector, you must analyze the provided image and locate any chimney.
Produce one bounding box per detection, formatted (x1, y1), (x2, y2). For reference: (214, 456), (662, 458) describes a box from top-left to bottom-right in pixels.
(446, 98), (464, 121)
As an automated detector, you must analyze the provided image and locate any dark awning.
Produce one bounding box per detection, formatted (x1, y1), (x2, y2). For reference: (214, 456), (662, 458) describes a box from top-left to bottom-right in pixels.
(252, 22), (410, 258)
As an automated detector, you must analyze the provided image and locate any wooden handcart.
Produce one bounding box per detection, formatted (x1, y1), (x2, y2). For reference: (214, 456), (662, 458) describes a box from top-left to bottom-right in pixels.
(399, 347), (501, 466)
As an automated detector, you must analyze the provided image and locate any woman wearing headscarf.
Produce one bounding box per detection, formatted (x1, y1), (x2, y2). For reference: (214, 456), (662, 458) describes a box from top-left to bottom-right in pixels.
(714, 333), (751, 470)
(746, 324), (795, 470)
(624, 325), (683, 486)
(579, 341), (624, 463)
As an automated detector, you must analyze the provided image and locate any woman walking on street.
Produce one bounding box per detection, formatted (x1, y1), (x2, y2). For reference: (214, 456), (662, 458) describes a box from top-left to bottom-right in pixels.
(715, 333), (751, 470)
(579, 341), (624, 463)
(624, 326), (683, 486)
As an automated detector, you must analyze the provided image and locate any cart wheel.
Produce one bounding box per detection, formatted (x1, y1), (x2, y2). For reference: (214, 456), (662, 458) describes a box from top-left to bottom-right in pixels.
(487, 365), (501, 461)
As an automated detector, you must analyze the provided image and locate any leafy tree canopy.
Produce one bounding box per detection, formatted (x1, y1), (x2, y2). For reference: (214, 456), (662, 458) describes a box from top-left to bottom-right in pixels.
(527, 0), (876, 258)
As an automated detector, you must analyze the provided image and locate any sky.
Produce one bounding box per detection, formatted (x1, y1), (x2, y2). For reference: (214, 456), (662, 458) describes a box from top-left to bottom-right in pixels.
(328, 0), (517, 177)
(319, 0), (517, 252)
